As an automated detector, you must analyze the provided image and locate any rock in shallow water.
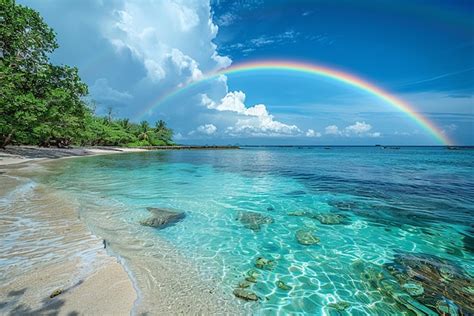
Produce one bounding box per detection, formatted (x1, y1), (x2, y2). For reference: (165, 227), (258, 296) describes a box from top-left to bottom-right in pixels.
(244, 269), (259, 283)
(384, 252), (474, 315)
(402, 282), (424, 296)
(237, 211), (273, 231)
(140, 207), (185, 228)
(238, 281), (252, 288)
(255, 257), (275, 270)
(288, 211), (309, 217)
(276, 280), (292, 291)
(288, 211), (348, 225)
(313, 213), (346, 225)
(327, 301), (350, 311)
(295, 229), (320, 245)
(233, 288), (259, 301)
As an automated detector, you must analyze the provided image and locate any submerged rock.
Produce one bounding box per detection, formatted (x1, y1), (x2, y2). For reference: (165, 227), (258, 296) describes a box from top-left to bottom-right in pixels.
(255, 257), (275, 270)
(327, 301), (350, 311)
(237, 211), (274, 231)
(350, 259), (430, 315)
(295, 229), (320, 245)
(436, 299), (459, 316)
(244, 269), (259, 283)
(233, 288), (259, 301)
(140, 207), (185, 228)
(288, 211), (348, 225)
(288, 211), (309, 217)
(402, 283), (424, 296)
(313, 213), (346, 225)
(238, 281), (252, 288)
(276, 280), (292, 291)
(384, 252), (474, 315)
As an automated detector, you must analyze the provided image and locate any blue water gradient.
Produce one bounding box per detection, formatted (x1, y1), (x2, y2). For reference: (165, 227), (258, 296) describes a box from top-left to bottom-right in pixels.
(37, 147), (474, 314)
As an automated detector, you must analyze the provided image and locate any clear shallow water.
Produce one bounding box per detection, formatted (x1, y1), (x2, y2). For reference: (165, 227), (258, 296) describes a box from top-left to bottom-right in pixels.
(36, 147), (473, 315)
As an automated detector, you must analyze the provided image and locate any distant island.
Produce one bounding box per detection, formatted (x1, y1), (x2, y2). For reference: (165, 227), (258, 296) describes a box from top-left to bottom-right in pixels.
(0, 1), (173, 149)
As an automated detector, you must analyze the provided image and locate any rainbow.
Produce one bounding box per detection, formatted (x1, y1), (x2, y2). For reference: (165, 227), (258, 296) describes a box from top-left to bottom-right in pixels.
(138, 60), (453, 145)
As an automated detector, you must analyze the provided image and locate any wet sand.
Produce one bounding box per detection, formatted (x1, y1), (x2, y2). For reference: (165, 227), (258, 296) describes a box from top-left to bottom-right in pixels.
(0, 164), (137, 315)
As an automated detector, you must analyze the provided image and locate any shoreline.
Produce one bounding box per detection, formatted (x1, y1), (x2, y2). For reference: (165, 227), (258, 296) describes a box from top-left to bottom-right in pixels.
(0, 148), (141, 315)
(0, 146), (149, 166)
(0, 146), (244, 315)
(0, 146), (145, 315)
(0, 145), (241, 166)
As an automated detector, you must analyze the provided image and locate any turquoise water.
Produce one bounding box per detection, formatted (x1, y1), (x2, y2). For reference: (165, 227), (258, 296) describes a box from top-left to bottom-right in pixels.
(38, 147), (473, 315)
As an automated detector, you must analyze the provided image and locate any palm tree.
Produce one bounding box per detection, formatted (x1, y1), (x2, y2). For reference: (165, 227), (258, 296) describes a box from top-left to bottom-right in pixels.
(138, 121), (150, 141)
(155, 119), (166, 131)
(119, 118), (131, 130)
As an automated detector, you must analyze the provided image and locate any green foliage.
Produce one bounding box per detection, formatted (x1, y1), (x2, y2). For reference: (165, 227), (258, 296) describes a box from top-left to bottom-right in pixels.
(0, 0), (173, 148)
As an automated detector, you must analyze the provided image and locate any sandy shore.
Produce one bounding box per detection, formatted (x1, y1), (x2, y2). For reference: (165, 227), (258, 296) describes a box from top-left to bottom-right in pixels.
(0, 146), (245, 315)
(0, 147), (142, 315)
(0, 145), (146, 166)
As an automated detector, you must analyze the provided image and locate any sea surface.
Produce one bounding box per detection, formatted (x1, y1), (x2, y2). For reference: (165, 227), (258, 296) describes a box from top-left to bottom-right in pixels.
(26, 147), (474, 314)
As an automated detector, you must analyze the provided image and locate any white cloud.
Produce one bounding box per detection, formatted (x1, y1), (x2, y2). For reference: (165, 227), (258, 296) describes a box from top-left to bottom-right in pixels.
(306, 129), (321, 137)
(345, 121), (372, 134)
(195, 123), (217, 135)
(103, 0), (231, 84)
(325, 122), (381, 137)
(325, 125), (340, 135)
(201, 91), (301, 136)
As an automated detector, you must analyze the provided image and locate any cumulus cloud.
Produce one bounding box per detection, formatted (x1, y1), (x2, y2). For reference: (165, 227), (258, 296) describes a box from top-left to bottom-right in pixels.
(345, 121), (373, 134)
(194, 123), (217, 135)
(325, 125), (340, 135)
(306, 129), (321, 137)
(201, 91), (301, 136)
(103, 0), (231, 84)
(325, 122), (381, 137)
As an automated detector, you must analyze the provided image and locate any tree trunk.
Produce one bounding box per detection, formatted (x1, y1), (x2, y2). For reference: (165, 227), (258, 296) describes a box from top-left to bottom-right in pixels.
(1, 132), (14, 149)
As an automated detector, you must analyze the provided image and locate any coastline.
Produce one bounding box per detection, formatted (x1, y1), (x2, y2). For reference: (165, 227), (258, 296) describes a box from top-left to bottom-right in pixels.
(0, 146), (148, 166)
(0, 145), (241, 166)
(0, 147), (142, 315)
(0, 146), (245, 315)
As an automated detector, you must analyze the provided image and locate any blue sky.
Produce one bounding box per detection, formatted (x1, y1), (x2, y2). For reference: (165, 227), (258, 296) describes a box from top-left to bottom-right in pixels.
(20, 0), (474, 145)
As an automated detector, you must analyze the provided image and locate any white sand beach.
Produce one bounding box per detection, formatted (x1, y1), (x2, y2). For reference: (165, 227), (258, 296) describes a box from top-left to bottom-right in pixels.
(0, 148), (140, 315)
(0, 146), (244, 315)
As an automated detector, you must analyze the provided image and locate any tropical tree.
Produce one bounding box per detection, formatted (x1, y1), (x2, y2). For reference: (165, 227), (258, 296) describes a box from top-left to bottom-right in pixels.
(0, 0), (89, 147)
(154, 120), (173, 145)
(0, 0), (174, 148)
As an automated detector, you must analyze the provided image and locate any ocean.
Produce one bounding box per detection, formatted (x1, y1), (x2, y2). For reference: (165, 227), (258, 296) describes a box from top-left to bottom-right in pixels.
(28, 147), (474, 314)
